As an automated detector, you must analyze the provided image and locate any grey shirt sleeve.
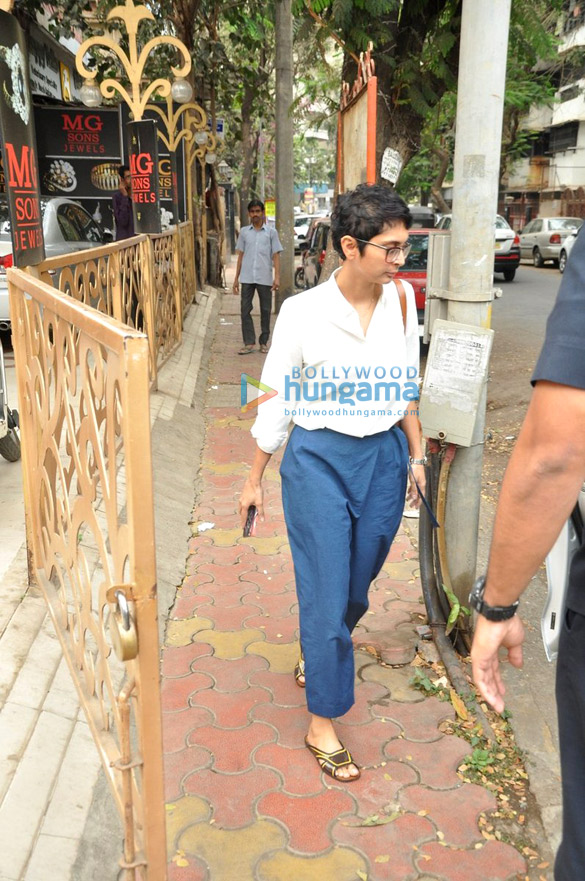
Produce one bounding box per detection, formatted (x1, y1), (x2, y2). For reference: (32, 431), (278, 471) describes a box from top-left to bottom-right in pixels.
(270, 228), (284, 254)
(532, 226), (585, 390)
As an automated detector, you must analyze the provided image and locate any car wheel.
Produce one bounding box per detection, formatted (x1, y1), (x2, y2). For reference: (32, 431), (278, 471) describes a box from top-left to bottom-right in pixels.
(559, 251), (567, 273)
(533, 247), (544, 268)
(503, 269), (516, 282)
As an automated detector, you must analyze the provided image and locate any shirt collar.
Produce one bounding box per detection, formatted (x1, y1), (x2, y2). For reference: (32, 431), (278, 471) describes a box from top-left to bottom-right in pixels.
(249, 222), (267, 231)
(321, 268), (393, 338)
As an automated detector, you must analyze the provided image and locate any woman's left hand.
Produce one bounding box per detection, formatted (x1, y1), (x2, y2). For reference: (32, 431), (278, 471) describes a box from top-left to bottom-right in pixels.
(407, 463), (426, 509)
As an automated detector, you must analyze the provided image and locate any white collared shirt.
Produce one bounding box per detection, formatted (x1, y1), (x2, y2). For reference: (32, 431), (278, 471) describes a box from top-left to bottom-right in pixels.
(251, 270), (420, 453)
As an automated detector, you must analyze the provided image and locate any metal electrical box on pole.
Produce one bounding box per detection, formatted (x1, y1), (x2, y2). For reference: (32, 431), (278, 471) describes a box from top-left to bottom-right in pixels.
(419, 0), (512, 609)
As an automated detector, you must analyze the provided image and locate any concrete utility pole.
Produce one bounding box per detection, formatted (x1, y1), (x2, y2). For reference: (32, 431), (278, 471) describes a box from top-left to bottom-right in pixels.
(274, 0), (294, 310)
(443, 0), (512, 604)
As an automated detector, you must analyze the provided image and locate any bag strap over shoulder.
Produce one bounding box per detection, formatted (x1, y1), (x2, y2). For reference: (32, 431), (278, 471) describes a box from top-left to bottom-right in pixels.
(394, 278), (407, 331)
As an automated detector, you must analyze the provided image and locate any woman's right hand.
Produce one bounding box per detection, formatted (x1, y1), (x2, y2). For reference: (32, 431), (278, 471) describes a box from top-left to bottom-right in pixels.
(239, 477), (264, 528)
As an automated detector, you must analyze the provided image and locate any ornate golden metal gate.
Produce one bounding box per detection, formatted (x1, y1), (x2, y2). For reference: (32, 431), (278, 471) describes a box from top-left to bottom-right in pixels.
(8, 267), (166, 880)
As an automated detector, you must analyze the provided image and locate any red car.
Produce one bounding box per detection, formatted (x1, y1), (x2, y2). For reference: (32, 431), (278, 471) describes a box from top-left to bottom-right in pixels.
(396, 228), (435, 336)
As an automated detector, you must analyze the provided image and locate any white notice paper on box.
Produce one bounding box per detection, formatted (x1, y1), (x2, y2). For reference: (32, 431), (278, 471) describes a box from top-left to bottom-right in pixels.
(420, 319), (494, 447)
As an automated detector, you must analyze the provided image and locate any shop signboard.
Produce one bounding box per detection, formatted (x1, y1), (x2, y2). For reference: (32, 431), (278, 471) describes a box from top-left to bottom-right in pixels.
(121, 103), (186, 223)
(0, 12), (45, 267)
(34, 105), (121, 234)
(128, 119), (161, 234)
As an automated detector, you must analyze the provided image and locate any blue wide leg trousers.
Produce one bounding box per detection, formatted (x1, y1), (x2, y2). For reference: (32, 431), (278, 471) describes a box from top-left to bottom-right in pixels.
(280, 425), (408, 718)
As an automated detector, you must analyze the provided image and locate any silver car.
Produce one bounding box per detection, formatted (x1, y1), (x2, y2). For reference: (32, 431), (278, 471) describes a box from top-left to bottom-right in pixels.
(0, 198), (110, 330)
(519, 216), (583, 267)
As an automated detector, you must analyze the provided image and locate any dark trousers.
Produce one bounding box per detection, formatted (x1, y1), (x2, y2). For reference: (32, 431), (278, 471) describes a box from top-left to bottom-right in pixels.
(555, 608), (585, 880)
(280, 425), (408, 718)
(241, 283), (272, 346)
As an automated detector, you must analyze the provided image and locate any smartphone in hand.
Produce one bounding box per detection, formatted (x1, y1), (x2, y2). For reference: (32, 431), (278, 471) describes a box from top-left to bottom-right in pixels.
(243, 505), (258, 537)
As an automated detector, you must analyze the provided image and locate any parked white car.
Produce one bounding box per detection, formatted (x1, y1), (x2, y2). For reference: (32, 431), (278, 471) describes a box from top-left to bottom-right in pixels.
(436, 213), (521, 281)
(559, 228), (580, 273)
(0, 198), (110, 330)
(519, 216), (583, 267)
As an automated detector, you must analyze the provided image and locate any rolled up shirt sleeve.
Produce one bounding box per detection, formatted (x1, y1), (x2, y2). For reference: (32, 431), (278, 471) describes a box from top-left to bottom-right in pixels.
(250, 298), (302, 453)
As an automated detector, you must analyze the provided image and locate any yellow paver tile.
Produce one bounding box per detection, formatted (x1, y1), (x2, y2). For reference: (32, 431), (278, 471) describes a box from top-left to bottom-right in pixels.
(165, 795), (210, 857)
(202, 462), (248, 475)
(247, 640), (299, 673)
(193, 628), (266, 658)
(361, 663), (424, 702)
(237, 535), (290, 555)
(204, 527), (243, 547)
(166, 616), (215, 647)
(258, 848), (367, 881)
(179, 818), (286, 879)
(381, 559), (420, 580)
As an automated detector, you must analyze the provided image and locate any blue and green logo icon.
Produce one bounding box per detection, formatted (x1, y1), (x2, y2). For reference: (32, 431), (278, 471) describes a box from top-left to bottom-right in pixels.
(240, 374), (278, 412)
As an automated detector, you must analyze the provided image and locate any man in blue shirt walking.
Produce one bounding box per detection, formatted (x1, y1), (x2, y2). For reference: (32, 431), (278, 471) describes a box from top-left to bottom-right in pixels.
(232, 199), (283, 354)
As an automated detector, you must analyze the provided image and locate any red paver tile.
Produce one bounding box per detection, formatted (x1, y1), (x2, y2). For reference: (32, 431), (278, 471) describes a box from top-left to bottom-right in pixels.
(243, 614), (300, 641)
(162, 643), (213, 678)
(254, 742), (325, 796)
(162, 673), (214, 711)
(171, 592), (216, 619)
(384, 736), (471, 789)
(334, 812), (435, 881)
(180, 573), (213, 591)
(257, 789), (355, 854)
(183, 765), (281, 827)
(371, 694), (455, 741)
(164, 746), (213, 800)
(192, 654), (268, 691)
(163, 706), (214, 752)
(236, 576), (295, 598)
(341, 760), (417, 818)
(239, 570), (296, 593)
(197, 581), (251, 606)
(248, 671), (307, 708)
(195, 686), (271, 727)
(187, 560), (255, 581)
(340, 681), (392, 725)
(189, 722), (277, 772)
(335, 719), (400, 769)
(251, 704), (309, 748)
(241, 590), (298, 615)
(418, 840), (526, 880)
(167, 857), (207, 881)
(400, 783), (497, 847)
(196, 602), (261, 630)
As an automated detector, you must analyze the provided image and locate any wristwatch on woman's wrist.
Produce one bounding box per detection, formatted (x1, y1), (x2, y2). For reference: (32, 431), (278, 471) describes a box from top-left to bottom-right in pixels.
(469, 575), (519, 622)
(409, 456), (427, 466)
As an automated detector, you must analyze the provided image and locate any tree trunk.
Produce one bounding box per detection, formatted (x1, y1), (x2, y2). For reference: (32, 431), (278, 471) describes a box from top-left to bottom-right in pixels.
(240, 85), (257, 226)
(274, 0), (294, 310)
(430, 145), (451, 213)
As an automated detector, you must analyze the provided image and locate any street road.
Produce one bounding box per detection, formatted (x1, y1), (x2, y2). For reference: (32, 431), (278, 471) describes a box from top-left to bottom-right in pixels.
(480, 261), (564, 856)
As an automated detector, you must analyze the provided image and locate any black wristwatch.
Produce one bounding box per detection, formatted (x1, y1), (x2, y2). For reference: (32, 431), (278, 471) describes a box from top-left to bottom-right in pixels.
(469, 576), (519, 622)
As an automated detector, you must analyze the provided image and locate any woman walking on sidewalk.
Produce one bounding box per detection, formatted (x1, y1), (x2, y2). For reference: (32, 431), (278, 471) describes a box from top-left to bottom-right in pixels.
(239, 184), (424, 781)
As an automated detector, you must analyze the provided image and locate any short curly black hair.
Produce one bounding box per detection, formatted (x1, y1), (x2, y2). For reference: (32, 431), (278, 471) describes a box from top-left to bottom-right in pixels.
(331, 184), (412, 259)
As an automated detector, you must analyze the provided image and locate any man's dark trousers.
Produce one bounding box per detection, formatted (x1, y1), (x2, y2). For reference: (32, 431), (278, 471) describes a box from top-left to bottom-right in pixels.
(241, 283), (272, 346)
(555, 607), (585, 880)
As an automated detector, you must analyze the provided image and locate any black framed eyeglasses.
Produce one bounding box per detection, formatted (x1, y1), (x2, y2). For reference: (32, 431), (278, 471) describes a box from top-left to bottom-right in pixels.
(354, 238), (412, 262)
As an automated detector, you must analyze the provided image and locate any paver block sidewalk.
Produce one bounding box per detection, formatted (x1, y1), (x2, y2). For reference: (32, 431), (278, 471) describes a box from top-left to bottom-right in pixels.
(162, 292), (528, 880)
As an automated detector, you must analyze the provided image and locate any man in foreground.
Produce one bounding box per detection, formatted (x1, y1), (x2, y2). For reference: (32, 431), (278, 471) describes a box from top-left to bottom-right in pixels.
(471, 228), (585, 880)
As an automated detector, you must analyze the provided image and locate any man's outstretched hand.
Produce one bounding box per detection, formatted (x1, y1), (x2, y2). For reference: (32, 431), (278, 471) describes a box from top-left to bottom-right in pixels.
(470, 614), (525, 714)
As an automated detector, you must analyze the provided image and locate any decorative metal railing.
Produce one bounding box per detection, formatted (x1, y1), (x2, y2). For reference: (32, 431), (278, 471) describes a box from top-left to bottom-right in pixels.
(37, 222), (196, 382)
(151, 230), (182, 368)
(178, 220), (196, 314)
(7, 267), (167, 881)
